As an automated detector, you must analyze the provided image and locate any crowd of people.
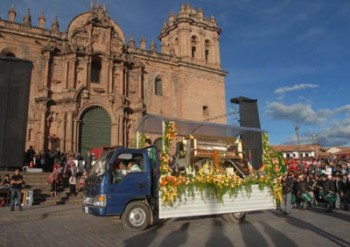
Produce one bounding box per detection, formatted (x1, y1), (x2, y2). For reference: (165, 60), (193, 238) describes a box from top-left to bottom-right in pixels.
(3, 146), (348, 215)
(24, 146), (94, 198)
(46, 153), (91, 198)
(0, 146), (94, 211)
(24, 146), (94, 173)
(280, 157), (350, 214)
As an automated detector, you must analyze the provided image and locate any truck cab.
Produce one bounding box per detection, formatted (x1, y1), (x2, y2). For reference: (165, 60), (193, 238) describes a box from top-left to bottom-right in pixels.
(83, 146), (159, 230)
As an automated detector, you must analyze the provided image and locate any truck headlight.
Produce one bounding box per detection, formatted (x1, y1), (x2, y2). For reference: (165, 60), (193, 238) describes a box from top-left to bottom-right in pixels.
(93, 194), (106, 207)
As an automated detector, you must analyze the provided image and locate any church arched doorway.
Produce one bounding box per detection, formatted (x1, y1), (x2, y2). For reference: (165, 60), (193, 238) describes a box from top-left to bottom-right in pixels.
(79, 106), (111, 155)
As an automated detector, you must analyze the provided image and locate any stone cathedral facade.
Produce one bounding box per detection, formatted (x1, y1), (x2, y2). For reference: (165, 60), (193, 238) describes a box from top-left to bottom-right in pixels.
(0, 3), (227, 155)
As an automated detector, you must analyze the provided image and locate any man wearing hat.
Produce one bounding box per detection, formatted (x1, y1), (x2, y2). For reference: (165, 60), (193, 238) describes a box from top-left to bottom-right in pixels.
(334, 173), (342, 210)
(339, 173), (349, 210)
(321, 174), (336, 212)
(281, 173), (294, 214)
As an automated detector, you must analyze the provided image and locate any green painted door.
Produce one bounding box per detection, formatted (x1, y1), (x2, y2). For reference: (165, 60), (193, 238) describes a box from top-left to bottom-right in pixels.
(79, 107), (111, 155)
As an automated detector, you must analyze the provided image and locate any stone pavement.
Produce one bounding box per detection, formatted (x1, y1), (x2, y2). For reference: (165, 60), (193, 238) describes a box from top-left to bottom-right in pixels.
(0, 204), (350, 247)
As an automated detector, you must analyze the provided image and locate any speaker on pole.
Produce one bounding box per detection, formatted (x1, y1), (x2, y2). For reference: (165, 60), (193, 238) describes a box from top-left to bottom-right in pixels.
(231, 96), (262, 169)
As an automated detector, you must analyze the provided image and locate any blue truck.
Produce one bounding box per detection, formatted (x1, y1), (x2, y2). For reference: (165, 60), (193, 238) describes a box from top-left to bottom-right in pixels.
(82, 115), (276, 231)
(83, 145), (160, 231)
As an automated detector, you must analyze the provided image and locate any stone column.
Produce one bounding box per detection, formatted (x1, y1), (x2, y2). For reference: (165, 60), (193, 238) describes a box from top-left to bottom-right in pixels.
(85, 56), (91, 87)
(110, 122), (119, 146)
(65, 111), (74, 152)
(63, 60), (69, 89)
(114, 63), (123, 94)
(108, 59), (114, 93)
(57, 112), (66, 151)
(37, 101), (48, 152)
(214, 37), (221, 66)
(41, 51), (51, 90)
(198, 32), (204, 61)
(68, 56), (77, 89)
(178, 27), (189, 58)
(72, 117), (79, 153)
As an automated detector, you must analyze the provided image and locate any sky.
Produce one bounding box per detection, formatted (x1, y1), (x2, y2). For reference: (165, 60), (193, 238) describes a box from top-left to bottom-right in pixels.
(1, 0), (350, 147)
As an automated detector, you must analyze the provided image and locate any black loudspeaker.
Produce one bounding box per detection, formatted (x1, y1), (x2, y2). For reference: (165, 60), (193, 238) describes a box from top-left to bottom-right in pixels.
(231, 96), (262, 169)
(0, 57), (32, 168)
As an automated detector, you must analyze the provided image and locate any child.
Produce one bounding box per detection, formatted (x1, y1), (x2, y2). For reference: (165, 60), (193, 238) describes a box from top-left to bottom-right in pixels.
(69, 175), (77, 196)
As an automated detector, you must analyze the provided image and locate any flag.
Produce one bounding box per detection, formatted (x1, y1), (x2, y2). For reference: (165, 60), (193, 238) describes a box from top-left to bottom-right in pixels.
(259, 164), (265, 173)
(277, 152), (287, 174)
(247, 149), (253, 172)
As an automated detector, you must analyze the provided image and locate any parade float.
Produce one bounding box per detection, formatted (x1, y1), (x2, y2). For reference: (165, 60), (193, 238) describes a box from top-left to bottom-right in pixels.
(83, 114), (286, 230)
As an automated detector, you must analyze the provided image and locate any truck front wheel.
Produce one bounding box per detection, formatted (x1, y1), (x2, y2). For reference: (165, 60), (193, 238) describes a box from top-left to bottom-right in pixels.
(223, 212), (246, 223)
(122, 201), (151, 231)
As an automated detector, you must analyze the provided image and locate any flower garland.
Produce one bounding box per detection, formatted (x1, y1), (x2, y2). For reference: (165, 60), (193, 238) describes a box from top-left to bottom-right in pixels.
(159, 121), (286, 206)
(259, 132), (286, 203)
(160, 121), (177, 175)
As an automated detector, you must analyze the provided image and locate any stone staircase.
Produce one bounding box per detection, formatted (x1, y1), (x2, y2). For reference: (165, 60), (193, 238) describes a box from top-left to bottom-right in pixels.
(0, 171), (83, 206)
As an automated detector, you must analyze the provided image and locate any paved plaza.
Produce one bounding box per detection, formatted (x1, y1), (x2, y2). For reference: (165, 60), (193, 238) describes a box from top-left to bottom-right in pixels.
(0, 204), (349, 247)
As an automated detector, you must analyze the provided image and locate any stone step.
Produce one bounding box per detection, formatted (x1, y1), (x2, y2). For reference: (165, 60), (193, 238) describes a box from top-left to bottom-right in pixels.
(1, 171), (84, 206)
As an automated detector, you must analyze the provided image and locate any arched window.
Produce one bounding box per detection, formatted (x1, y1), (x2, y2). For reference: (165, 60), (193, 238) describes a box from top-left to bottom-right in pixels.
(191, 36), (197, 58)
(203, 105), (209, 119)
(204, 40), (210, 62)
(90, 56), (101, 83)
(155, 77), (162, 96)
(5, 52), (16, 57)
(1, 48), (16, 57)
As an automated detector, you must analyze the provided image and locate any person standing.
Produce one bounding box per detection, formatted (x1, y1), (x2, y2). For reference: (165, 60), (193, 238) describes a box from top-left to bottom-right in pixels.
(69, 174), (77, 196)
(334, 174), (342, 210)
(321, 174), (336, 212)
(64, 153), (78, 196)
(10, 169), (24, 211)
(281, 173), (293, 214)
(299, 175), (311, 209)
(48, 166), (59, 197)
(25, 146), (36, 167)
(63, 153), (77, 188)
(340, 174), (349, 210)
(84, 151), (93, 172)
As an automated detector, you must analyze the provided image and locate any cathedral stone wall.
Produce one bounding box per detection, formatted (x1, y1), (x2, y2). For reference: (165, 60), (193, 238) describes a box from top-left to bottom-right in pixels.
(0, 3), (228, 156)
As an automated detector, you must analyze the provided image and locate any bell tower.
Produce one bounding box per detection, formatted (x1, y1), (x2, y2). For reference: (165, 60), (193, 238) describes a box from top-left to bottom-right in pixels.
(158, 4), (222, 69)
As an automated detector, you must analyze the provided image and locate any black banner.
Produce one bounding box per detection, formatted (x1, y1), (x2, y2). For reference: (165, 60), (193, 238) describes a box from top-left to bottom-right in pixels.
(0, 57), (32, 168)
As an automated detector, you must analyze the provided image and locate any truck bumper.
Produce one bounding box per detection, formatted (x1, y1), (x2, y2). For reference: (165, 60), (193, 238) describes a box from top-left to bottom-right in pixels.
(82, 205), (107, 216)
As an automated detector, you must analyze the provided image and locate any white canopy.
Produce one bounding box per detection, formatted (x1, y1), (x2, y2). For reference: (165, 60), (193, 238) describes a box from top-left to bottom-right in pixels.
(135, 114), (264, 138)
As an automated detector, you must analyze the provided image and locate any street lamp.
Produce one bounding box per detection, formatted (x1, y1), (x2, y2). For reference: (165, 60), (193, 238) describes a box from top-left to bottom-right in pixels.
(312, 134), (318, 158)
(295, 126), (301, 166)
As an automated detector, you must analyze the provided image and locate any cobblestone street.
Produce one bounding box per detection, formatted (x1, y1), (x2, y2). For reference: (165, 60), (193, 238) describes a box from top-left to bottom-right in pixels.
(1, 204), (349, 247)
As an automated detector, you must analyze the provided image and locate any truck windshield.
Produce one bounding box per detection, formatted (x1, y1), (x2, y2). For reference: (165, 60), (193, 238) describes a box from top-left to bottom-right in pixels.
(90, 150), (114, 177)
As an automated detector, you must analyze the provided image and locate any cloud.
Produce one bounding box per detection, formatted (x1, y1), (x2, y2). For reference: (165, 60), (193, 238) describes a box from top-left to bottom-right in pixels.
(297, 26), (325, 42)
(334, 104), (350, 115)
(265, 102), (324, 124)
(316, 120), (350, 146)
(266, 102), (350, 146)
(274, 83), (318, 94)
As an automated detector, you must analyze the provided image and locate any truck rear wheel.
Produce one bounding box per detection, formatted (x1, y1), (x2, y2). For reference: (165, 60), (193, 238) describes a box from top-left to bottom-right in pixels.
(222, 212), (246, 223)
(122, 201), (150, 231)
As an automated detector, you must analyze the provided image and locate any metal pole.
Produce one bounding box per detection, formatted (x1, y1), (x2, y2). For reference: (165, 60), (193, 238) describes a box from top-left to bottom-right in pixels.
(312, 134), (317, 158)
(295, 126), (301, 165)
